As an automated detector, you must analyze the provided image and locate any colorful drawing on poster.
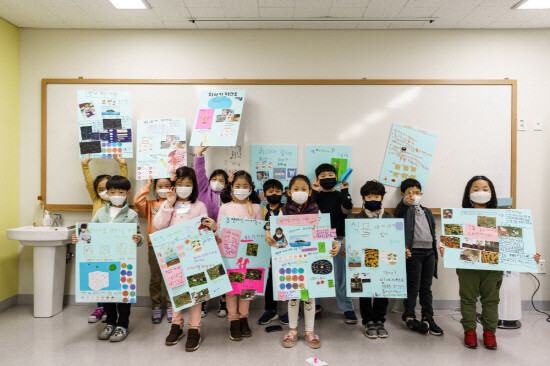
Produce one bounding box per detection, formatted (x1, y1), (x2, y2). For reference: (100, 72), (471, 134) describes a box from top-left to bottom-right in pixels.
(77, 90), (133, 158)
(136, 118), (187, 180)
(189, 90), (246, 146)
(379, 123), (438, 189)
(441, 208), (538, 272)
(75, 223), (137, 303)
(345, 219), (407, 298)
(305, 145), (352, 190)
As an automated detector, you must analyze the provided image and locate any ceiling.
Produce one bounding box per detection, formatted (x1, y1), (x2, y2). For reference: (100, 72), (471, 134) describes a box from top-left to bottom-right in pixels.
(1, 0), (549, 30)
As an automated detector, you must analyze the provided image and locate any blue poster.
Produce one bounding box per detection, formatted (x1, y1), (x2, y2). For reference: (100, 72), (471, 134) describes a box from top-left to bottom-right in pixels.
(345, 219), (407, 298)
(269, 214), (335, 301)
(441, 208), (538, 272)
(305, 145), (352, 190)
(149, 216), (232, 311)
(218, 216), (271, 298)
(189, 90), (246, 147)
(75, 223), (137, 303)
(379, 123), (438, 189)
(251, 145), (297, 204)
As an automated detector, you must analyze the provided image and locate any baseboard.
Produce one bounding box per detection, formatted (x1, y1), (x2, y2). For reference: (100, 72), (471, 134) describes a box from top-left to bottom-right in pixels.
(0, 295), (18, 312)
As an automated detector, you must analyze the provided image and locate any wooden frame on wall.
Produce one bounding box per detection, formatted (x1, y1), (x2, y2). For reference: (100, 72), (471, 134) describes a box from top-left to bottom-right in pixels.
(41, 78), (517, 214)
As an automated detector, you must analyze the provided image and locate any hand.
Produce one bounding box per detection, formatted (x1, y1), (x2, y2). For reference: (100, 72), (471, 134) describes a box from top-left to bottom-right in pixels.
(72, 234), (78, 245)
(147, 176), (154, 188)
(534, 252), (541, 264)
(215, 236), (222, 245)
(341, 249), (346, 257)
(132, 234), (141, 244)
(439, 246), (445, 257)
(404, 195), (414, 205)
(340, 181), (349, 190)
(165, 187), (177, 208)
(265, 231), (277, 247)
(81, 153), (91, 164)
(228, 170), (236, 184)
(405, 249), (412, 259)
(113, 153), (125, 164)
(197, 142), (208, 157)
(330, 240), (341, 257)
(202, 217), (217, 232)
(312, 178), (321, 192)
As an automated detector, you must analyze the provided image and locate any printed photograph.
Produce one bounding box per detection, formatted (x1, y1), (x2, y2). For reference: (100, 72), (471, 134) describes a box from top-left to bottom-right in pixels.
(311, 259), (333, 275)
(381, 250), (398, 265)
(101, 105), (120, 116)
(228, 114), (240, 122)
(444, 224), (464, 235)
(186, 272), (207, 288)
(443, 209), (453, 219)
(229, 271), (245, 283)
(481, 251), (499, 265)
(440, 235), (461, 249)
(460, 249), (481, 262)
(246, 242), (259, 256)
(462, 238), (485, 251)
(206, 264), (226, 281)
(240, 289), (256, 300)
(192, 288), (210, 303)
(347, 249), (362, 267)
(256, 171), (269, 181)
(79, 102), (96, 118)
(485, 241), (500, 253)
(245, 269), (263, 281)
(498, 226), (523, 238)
(477, 216), (497, 228)
(102, 118), (122, 130)
(364, 249), (379, 268)
(350, 280), (363, 293)
(80, 126), (93, 140)
(172, 292), (192, 308)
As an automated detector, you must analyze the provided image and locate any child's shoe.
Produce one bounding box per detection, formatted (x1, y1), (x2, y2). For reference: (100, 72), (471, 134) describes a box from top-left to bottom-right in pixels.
(464, 330), (478, 349)
(314, 305), (323, 319)
(201, 302), (208, 318)
(185, 329), (201, 352)
(217, 298), (227, 318)
(240, 318), (252, 337)
(483, 330), (497, 350)
(88, 306), (104, 323)
(279, 313), (289, 325)
(344, 311), (358, 324)
(258, 310), (278, 325)
(422, 315), (444, 336)
(109, 326), (128, 342)
(98, 324), (116, 340)
(365, 321), (378, 339)
(152, 307), (162, 324)
(305, 331), (320, 349)
(101, 313), (107, 322)
(229, 320), (242, 341)
(282, 329), (298, 348)
(166, 306), (173, 323)
(375, 321), (388, 338)
(405, 317), (429, 334)
(165, 324), (184, 346)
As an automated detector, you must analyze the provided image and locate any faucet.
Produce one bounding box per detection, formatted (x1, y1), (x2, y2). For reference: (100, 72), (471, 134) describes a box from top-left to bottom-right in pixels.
(52, 214), (63, 227)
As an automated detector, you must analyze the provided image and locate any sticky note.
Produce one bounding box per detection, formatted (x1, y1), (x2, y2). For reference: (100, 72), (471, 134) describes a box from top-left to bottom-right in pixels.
(301, 289), (309, 301)
(328, 279), (334, 288)
(318, 242), (326, 253)
(278, 291), (286, 301)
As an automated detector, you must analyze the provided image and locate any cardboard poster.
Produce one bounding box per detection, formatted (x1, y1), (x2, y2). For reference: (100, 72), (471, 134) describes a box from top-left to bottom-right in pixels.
(251, 145), (298, 204)
(305, 145), (352, 190)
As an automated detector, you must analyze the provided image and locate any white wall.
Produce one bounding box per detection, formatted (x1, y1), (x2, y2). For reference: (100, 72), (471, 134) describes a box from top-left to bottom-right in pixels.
(19, 29), (550, 304)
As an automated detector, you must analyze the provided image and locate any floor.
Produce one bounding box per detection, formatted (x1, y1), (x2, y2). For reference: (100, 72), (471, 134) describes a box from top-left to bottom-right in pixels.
(0, 305), (548, 366)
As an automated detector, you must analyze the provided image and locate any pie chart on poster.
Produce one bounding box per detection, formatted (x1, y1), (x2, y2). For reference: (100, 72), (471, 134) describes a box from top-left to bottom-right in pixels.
(311, 260), (333, 275)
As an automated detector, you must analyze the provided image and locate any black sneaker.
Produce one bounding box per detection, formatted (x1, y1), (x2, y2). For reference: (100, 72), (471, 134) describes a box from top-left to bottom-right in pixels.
(344, 311), (358, 324)
(258, 310), (278, 325)
(422, 316), (444, 336)
(279, 313), (289, 325)
(240, 318), (252, 337)
(201, 302), (208, 318)
(165, 324), (184, 346)
(405, 317), (429, 334)
(217, 299), (227, 318)
(185, 329), (201, 352)
(315, 305), (323, 319)
(229, 320), (242, 341)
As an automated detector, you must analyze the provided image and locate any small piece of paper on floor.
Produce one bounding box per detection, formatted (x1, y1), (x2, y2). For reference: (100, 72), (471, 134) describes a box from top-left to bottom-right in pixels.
(306, 358), (328, 366)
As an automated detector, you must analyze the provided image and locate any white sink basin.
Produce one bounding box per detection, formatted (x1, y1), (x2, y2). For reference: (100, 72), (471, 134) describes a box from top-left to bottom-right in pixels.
(7, 226), (74, 246)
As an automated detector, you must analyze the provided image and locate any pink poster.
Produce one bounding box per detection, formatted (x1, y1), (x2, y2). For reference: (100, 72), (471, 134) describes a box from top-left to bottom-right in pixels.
(226, 268), (265, 297)
(220, 228), (241, 257)
(163, 266), (186, 289)
(465, 224), (498, 241)
(196, 109), (214, 130)
(277, 214), (319, 226)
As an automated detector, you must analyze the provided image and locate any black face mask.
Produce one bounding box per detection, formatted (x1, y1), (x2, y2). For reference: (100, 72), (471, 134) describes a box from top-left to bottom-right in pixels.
(320, 178), (337, 190)
(266, 194), (282, 205)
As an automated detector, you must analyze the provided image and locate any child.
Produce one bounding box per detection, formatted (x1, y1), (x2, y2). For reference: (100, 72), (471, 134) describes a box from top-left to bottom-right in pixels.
(216, 170), (263, 341)
(351, 180), (402, 338)
(266, 174), (340, 349)
(153, 167), (217, 352)
(72, 175), (144, 342)
(440, 175), (541, 350)
(273, 228), (288, 248)
(394, 178), (442, 336)
(311, 164), (357, 324)
(258, 179), (288, 326)
(134, 176), (174, 324)
(195, 143), (229, 318)
(78, 223), (91, 243)
(81, 153), (128, 323)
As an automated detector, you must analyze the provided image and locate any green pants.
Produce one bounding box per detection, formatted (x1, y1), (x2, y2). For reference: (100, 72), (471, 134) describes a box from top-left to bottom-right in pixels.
(456, 269), (503, 333)
(148, 247), (170, 308)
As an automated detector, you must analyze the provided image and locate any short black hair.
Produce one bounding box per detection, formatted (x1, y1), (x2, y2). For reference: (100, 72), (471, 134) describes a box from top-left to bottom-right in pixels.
(175, 167), (199, 203)
(93, 174), (111, 192)
(106, 175), (131, 191)
(360, 180), (386, 198)
(462, 175), (498, 209)
(153, 178), (174, 192)
(263, 179), (283, 192)
(209, 169), (229, 184)
(315, 163), (336, 178)
(80, 223), (87, 229)
(400, 178), (422, 193)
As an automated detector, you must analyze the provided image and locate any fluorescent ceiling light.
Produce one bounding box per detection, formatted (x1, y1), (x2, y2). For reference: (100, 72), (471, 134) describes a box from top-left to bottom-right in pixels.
(109, 0), (149, 9)
(513, 0), (550, 9)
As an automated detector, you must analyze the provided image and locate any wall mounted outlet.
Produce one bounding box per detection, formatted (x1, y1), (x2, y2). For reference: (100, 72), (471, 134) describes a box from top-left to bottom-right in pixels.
(534, 121), (543, 131)
(518, 119), (527, 131)
(538, 259), (546, 274)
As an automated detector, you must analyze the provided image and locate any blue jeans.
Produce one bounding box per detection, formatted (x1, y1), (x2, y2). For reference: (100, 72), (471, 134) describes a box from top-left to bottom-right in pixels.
(318, 237), (354, 312)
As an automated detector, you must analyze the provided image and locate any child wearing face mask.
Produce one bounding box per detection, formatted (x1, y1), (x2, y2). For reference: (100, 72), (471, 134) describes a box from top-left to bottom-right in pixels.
(311, 164), (357, 324)
(217, 170), (263, 341)
(153, 166), (217, 352)
(72, 175), (145, 342)
(134, 176), (174, 324)
(80, 153), (128, 323)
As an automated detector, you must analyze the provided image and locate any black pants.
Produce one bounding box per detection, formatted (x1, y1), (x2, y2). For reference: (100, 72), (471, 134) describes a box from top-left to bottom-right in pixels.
(104, 303), (131, 328)
(264, 264), (278, 312)
(360, 297), (388, 324)
(403, 249), (435, 320)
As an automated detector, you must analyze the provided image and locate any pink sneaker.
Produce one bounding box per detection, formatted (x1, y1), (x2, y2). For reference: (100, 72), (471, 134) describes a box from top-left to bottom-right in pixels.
(88, 307), (104, 323)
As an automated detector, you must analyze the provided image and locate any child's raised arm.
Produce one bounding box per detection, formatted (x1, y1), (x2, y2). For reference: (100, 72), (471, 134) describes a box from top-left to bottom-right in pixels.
(134, 176), (153, 218)
(340, 184), (353, 215)
(194, 143), (210, 195)
(81, 154), (98, 201)
(114, 154), (128, 178)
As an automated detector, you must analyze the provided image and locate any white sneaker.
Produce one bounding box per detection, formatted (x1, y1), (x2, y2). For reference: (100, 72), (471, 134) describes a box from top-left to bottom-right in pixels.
(109, 326), (128, 342)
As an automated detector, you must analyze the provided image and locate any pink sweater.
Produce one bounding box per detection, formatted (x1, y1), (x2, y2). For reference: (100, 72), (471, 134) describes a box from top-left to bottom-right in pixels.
(216, 201), (263, 235)
(153, 200), (208, 230)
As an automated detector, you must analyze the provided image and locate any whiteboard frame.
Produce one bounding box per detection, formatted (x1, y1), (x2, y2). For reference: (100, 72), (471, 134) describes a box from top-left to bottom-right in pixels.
(41, 78), (517, 213)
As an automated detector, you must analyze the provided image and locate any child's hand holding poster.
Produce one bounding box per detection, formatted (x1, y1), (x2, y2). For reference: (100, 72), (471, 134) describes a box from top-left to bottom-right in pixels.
(218, 217), (271, 300)
(345, 219), (407, 298)
(270, 214), (336, 301)
(150, 216), (232, 311)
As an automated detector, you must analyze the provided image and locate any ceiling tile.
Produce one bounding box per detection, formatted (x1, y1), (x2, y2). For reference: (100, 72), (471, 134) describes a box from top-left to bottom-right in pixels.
(184, 0), (221, 7)
(389, 21), (425, 28)
(294, 6), (330, 17)
(329, 7), (366, 17)
(221, 0), (258, 7)
(259, 7), (294, 17)
(195, 20), (229, 28)
(405, 0), (445, 7)
(34, 0), (76, 5)
(223, 6), (260, 17)
(152, 5), (191, 21)
(162, 21), (198, 29)
(398, 6), (437, 17)
(188, 7), (225, 17)
(296, 0), (331, 8)
(258, 0), (295, 7)
(331, 0), (369, 6)
(31, 20), (72, 28)
(227, 20), (262, 28)
(356, 21), (391, 29)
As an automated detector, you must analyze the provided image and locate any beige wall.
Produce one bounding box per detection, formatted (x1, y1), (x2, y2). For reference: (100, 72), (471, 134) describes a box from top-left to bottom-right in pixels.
(19, 29), (550, 303)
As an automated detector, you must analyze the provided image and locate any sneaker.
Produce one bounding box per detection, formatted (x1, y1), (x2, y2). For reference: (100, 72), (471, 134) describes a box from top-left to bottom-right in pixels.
(109, 326), (128, 342)
(483, 330), (497, 350)
(405, 317), (429, 334)
(464, 330), (478, 349)
(217, 299), (227, 318)
(88, 306), (104, 323)
(201, 302), (208, 318)
(185, 329), (201, 352)
(165, 324), (184, 346)
(258, 310), (278, 325)
(315, 304), (323, 319)
(279, 313), (289, 325)
(240, 318), (252, 337)
(365, 321), (378, 339)
(152, 307), (162, 324)
(166, 306), (173, 323)
(375, 321), (388, 338)
(344, 311), (358, 324)
(101, 314), (107, 322)
(98, 324), (115, 340)
(229, 320), (242, 341)
(422, 316), (444, 336)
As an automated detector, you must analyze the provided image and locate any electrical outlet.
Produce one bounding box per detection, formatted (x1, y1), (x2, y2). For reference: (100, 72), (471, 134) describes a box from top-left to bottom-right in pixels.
(538, 259), (546, 274)
(518, 119), (527, 131)
(534, 121), (543, 131)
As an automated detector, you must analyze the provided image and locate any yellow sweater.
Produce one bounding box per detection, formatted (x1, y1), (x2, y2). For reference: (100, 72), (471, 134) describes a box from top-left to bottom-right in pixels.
(81, 161), (128, 216)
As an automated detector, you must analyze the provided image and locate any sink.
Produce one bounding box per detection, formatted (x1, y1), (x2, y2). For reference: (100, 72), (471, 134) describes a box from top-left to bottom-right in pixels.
(7, 226), (75, 318)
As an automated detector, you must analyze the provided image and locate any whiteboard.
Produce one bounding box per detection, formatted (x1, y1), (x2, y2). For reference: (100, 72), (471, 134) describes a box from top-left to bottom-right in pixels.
(45, 81), (513, 210)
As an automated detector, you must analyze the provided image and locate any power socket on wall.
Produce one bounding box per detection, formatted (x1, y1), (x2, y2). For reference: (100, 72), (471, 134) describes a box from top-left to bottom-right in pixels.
(534, 121), (543, 131)
(518, 119), (527, 131)
(538, 259), (546, 274)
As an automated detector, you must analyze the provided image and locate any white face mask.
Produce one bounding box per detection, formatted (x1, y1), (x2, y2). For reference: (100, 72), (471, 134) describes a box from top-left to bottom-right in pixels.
(470, 191), (491, 204)
(109, 195), (127, 206)
(412, 195), (422, 206)
(233, 189), (251, 201)
(176, 187), (193, 199)
(275, 234), (282, 239)
(210, 181), (224, 192)
(156, 189), (170, 199)
(292, 191), (309, 205)
(98, 191), (109, 201)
